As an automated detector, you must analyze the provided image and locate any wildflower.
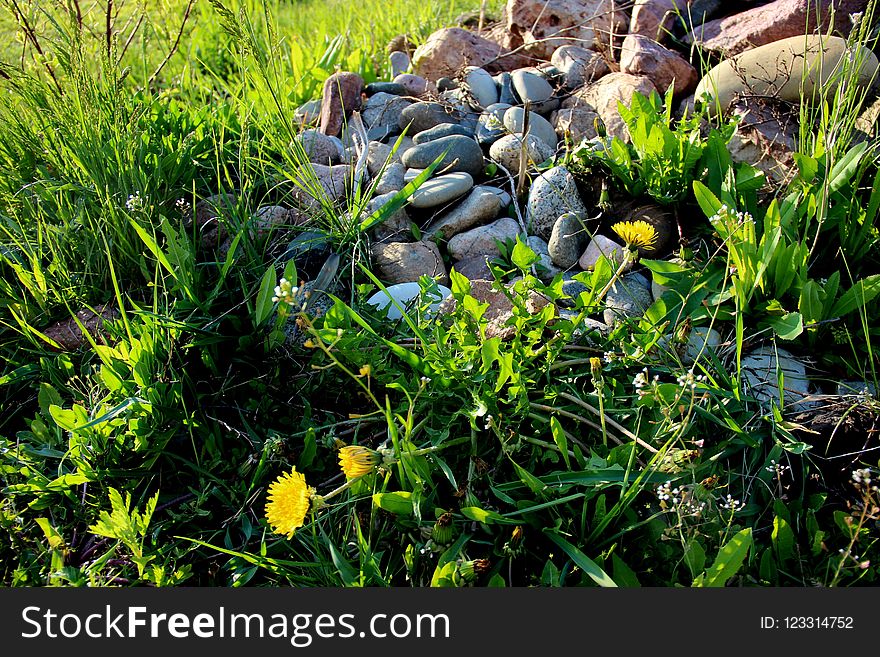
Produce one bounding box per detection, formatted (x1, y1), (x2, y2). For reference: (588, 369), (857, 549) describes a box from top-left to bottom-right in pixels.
(720, 494), (743, 511)
(175, 198), (191, 215)
(272, 278), (300, 306)
(338, 445), (382, 479)
(265, 468), (314, 538)
(676, 369), (706, 391)
(656, 481), (673, 502)
(852, 468), (872, 486)
(633, 368), (649, 390)
(611, 220), (658, 250)
(359, 364), (372, 377)
(603, 351), (615, 364)
(126, 192), (143, 212)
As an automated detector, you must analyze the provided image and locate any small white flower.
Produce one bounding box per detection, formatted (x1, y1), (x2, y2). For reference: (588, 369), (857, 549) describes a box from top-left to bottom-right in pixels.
(271, 277), (300, 306)
(126, 191), (143, 212)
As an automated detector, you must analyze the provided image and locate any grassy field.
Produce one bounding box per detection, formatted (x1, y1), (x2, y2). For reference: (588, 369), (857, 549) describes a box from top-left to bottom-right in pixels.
(1, 0), (879, 587)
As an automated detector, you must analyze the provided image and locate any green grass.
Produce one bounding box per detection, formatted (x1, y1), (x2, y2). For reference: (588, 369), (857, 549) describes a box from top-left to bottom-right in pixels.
(0, 0), (879, 587)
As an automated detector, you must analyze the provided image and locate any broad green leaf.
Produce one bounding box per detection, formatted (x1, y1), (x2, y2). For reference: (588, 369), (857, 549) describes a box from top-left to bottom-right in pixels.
(830, 275), (880, 318)
(511, 237), (540, 270)
(696, 528), (752, 587)
(772, 515), (796, 564)
(37, 383), (62, 415)
(828, 142), (867, 193)
(611, 553), (641, 587)
(693, 180), (723, 219)
(684, 537), (706, 579)
(460, 506), (517, 525)
(766, 312), (803, 340)
(255, 267), (278, 326)
(372, 491), (415, 516)
(543, 530), (617, 587)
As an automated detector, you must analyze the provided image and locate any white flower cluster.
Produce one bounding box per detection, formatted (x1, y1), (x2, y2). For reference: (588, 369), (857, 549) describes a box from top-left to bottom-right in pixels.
(708, 204), (754, 228)
(720, 494), (744, 511)
(676, 369), (706, 391)
(175, 198), (192, 215)
(852, 468), (871, 484)
(764, 459), (791, 479)
(633, 367), (658, 397)
(655, 481), (707, 517)
(851, 468), (877, 492)
(272, 278), (300, 306)
(126, 191), (143, 212)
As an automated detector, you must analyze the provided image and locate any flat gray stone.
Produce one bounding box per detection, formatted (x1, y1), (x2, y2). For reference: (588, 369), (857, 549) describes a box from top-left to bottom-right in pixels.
(511, 69), (556, 112)
(409, 172), (474, 208)
(475, 185), (512, 207)
(362, 93), (412, 139)
(399, 102), (464, 134)
(401, 134), (485, 179)
(372, 241), (448, 284)
(603, 272), (652, 326)
(390, 51), (411, 78)
(503, 106), (558, 150)
(413, 123), (475, 145)
(447, 217), (521, 260)
(489, 133), (554, 173)
(425, 188), (502, 241)
(741, 345), (814, 412)
(374, 161), (406, 195)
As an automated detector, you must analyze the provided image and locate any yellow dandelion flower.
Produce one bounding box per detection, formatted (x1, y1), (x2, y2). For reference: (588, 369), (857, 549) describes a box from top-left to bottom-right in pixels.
(359, 364), (372, 377)
(612, 220), (658, 250)
(265, 468), (314, 538)
(338, 445), (381, 479)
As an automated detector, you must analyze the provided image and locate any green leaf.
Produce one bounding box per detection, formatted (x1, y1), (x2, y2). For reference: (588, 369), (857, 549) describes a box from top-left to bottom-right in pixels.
(255, 267), (278, 326)
(611, 553), (641, 587)
(460, 507), (517, 525)
(550, 416), (571, 469)
(35, 518), (65, 550)
(511, 236), (539, 270)
(772, 515), (796, 564)
(327, 540), (360, 587)
(830, 275), (880, 318)
(488, 573), (506, 587)
(372, 491), (415, 516)
(543, 530), (617, 587)
(684, 537), (707, 580)
(430, 533), (470, 587)
(693, 180), (723, 219)
(766, 312), (803, 340)
(828, 142), (867, 193)
(696, 528), (752, 587)
(298, 428), (317, 470)
(37, 383), (62, 415)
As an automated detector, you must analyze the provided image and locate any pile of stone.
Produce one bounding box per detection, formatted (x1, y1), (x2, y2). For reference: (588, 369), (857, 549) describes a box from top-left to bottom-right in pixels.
(189, 0), (879, 408)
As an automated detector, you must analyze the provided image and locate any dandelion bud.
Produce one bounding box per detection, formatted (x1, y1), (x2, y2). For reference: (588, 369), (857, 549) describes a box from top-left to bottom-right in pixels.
(338, 445), (382, 479)
(457, 558), (490, 583)
(431, 512), (456, 546)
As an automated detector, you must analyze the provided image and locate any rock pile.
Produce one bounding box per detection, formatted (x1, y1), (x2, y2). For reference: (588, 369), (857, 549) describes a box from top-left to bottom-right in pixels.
(191, 0), (880, 402)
